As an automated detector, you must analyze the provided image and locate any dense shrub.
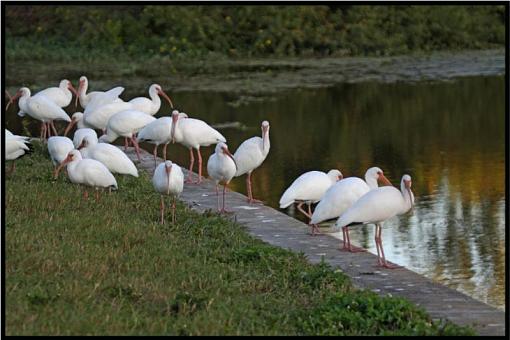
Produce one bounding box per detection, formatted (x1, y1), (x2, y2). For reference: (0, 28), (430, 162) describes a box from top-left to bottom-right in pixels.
(5, 5), (506, 60)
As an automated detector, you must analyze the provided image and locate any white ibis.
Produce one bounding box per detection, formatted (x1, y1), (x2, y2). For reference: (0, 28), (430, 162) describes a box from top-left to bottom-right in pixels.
(5, 131), (32, 174)
(152, 160), (184, 224)
(136, 112), (188, 167)
(77, 134), (138, 177)
(207, 142), (237, 213)
(279, 169), (343, 225)
(54, 149), (118, 201)
(98, 110), (156, 161)
(8, 88), (71, 142)
(309, 167), (392, 235)
(171, 110), (226, 183)
(76, 76), (124, 109)
(47, 136), (75, 175)
(335, 174), (414, 268)
(72, 128), (98, 149)
(233, 120), (270, 203)
(64, 112), (90, 136)
(129, 84), (174, 115)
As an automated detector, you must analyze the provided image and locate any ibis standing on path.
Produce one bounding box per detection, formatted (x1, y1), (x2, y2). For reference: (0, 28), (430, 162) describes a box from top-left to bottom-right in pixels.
(5, 130), (32, 174)
(171, 111), (227, 184)
(8, 88), (71, 142)
(98, 110), (156, 162)
(136, 112), (188, 168)
(335, 174), (415, 268)
(233, 120), (270, 203)
(207, 142), (237, 213)
(309, 167), (392, 235)
(54, 149), (118, 201)
(279, 169), (343, 225)
(77, 134), (138, 177)
(129, 84), (174, 115)
(152, 160), (184, 224)
(47, 136), (75, 174)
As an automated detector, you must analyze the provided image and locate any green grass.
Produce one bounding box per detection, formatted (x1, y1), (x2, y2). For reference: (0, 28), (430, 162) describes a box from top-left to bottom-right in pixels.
(5, 142), (475, 335)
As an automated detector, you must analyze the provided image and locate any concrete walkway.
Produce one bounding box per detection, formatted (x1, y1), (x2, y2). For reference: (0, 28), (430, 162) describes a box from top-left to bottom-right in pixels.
(122, 146), (505, 336)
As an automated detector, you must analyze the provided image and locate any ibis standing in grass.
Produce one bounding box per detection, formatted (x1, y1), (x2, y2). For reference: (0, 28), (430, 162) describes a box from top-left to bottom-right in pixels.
(5, 130), (32, 174)
(308, 167), (392, 235)
(152, 160), (184, 224)
(8, 88), (71, 142)
(233, 120), (270, 203)
(334, 174), (415, 268)
(54, 149), (118, 201)
(76, 134), (138, 177)
(47, 136), (75, 174)
(279, 169), (343, 226)
(171, 111), (227, 184)
(207, 142), (237, 213)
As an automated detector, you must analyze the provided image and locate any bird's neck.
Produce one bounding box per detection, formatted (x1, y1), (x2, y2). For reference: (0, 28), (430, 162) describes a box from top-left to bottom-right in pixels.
(400, 183), (414, 213)
(18, 95), (29, 112)
(365, 176), (378, 189)
(262, 131), (270, 154)
(79, 82), (89, 103)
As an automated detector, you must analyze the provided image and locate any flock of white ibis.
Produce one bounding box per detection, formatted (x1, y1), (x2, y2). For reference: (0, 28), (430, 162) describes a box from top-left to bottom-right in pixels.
(5, 76), (414, 268)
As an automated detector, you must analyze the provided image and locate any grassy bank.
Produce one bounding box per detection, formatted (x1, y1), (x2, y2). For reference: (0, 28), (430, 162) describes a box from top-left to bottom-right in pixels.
(4, 142), (475, 335)
(5, 5), (505, 64)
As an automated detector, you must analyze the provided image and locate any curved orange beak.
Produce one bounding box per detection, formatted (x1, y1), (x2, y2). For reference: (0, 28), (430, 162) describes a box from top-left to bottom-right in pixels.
(157, 88), (174, 109)
(64, 117), (77, 137)
(222, 146), (237, 171)
(6, 90), (22, 110)
(378, 173), (392, 186)
(75, 79), (85, 108)
(54, 154), (73, 179)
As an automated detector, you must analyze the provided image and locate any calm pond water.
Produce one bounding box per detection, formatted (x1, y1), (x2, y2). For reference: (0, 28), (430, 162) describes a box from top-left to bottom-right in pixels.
(5, 58), (505, 311)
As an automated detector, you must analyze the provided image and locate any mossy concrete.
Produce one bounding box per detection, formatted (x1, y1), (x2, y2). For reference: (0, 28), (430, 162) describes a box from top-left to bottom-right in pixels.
(122, 145), (505, 336)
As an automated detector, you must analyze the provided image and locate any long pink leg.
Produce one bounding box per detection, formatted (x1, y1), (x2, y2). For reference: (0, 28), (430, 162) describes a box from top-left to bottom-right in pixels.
(171, 197), (176, 224)
(215, 184), (220, 211)
(345, 227), (366, 253)
(376, 224), (400, 269)
(153, 144), (159, 168)
(296, 202), (312, 221)
(130, 136), (142, 162)
(375, 224), (382, 265)
(220, 184), (229, 213)
(160, 195), (165, 224)
(246, 172), (263, 203)
(124, 137), (129, 151)
(185, 148), (195, 183)
(195, 147), (203, 184)
(95, 189), (100, 202)
(46, 122), (52, 137)
(83, 190), (89, 200)
(162, 143), (169, 160)
(50, 121), (58, 136)
(341, 227), (347, 249)
(9, 161), (16, 174)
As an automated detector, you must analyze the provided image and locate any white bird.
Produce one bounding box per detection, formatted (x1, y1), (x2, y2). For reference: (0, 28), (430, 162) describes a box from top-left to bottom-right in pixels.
(5, 131), (32, 174)
(64, 112), (89, 136)
(136, 112), (188, 167)
(83, 88), (132, 132)
(171, 110), (227, 183)
(47, 136), (75, 173)
(76, 134), (138, 177)
(233, 120), (270, 203)
(207, 142), (237, 213)
(129, 84), (174, 115)
(72, 128), (98, 149)
(279, 169), (343, 225)
(8, 87), (71, 142)
(98, 110), (157, 161)
(54, 149), (118, 201)
(309, 167), (392, 235)
(76, 76), (124, 109)
(335, 174), (415, 268)
(152, 160), (184, 224)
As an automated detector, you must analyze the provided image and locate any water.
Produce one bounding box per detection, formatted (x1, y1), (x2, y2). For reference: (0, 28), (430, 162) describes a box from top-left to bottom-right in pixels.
(5, 54), (505, 311)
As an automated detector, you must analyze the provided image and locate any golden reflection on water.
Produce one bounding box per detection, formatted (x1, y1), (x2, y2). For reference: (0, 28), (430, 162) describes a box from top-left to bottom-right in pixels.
(5, 75), (505, 310)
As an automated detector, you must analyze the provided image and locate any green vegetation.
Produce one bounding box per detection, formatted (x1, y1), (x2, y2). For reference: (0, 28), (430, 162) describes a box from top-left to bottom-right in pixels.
(5, 5), (505, 64)
(5, 142), (475, 335)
